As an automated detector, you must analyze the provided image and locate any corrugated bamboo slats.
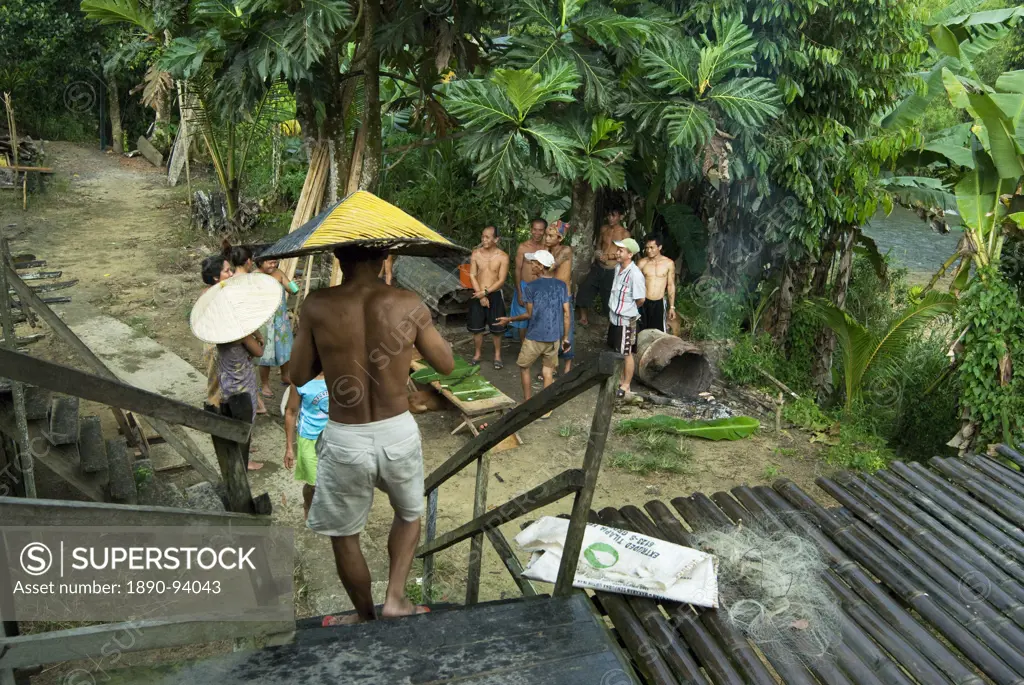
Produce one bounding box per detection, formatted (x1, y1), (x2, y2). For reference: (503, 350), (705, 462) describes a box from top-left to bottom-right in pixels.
(597, 448), (1024, 685)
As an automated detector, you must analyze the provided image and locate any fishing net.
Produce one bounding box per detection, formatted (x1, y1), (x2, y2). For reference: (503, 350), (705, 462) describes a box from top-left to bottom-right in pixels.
(695, 522), (842, 664)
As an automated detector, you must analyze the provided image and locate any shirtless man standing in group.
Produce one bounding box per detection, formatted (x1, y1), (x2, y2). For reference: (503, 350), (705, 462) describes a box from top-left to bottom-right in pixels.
(637, 233), (676, 332)
(544, 220), (575, 374)
(578, 207), (630, 326)
(468, 226), (510, 368)
(508, 218), (548, 341)
(291, 245), (454, 624)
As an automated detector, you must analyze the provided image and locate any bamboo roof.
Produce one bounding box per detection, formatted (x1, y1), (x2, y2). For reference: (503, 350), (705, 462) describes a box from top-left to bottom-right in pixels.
(597, 448), (1024, 685)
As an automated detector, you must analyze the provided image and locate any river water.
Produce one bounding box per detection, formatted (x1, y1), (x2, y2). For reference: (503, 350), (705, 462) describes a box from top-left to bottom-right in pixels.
(862, 207), (962, 279)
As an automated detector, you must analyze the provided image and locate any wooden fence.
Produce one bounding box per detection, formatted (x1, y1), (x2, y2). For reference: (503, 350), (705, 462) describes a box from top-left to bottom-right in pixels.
(418, 351), (622, 602)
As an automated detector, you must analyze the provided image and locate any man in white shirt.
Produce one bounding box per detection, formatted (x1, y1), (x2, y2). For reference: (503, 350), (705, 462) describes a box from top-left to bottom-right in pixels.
(606, 238), (646, 398)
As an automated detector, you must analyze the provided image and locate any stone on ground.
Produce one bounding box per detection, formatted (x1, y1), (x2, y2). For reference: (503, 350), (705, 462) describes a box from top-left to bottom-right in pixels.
(133, 458), (187, 508)
(106, 436), (138, 504)
(77, 415), (107, 473)
(185, 481), (226, 512)
(47, 395), (80, 446)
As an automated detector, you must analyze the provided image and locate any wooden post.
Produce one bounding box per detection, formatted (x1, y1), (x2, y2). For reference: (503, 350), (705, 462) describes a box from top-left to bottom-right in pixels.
(1, 532), (19, 685)
(208, 394), (256, 514)
(0, 230), (35, 498)
(553, 357), (622, 597)
(422, 489), (438, 602)
(465, 451), (490, 605)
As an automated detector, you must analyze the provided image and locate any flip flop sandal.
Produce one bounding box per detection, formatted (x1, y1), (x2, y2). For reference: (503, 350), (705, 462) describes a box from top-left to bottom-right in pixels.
(261, 389), (274, 398)
(493, 360), (504, 370)
(615, 388), (626, 399)
(469, 358), (481, 366)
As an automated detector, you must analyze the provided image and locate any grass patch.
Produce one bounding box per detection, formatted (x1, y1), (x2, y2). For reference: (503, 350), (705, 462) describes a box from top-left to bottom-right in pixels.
(126, 315), (151, 337)
(610, 429), (693, 475)
(761, 463), (781, 481)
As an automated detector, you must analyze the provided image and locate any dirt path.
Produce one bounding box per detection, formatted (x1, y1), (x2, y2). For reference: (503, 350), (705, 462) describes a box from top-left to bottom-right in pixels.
(4, 142), (832, 613)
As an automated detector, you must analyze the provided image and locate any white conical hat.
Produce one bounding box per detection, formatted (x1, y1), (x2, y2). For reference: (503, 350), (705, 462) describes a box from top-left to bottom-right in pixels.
(190, 272), (282, 344)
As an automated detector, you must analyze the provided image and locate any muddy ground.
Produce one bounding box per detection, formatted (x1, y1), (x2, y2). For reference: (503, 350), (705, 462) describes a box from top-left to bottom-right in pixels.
(2, 143), (837, 660)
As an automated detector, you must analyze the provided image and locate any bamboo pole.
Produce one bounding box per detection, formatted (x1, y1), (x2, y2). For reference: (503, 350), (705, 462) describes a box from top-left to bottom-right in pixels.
(281, 142), (330, 283)
(930, 458), (1024, 528)
(595, 507), (740, 685)
(775, 479), (1023, 685)
(875, 468), (1024, 571)
(846, 472), (1024, 603)
(750, 485), (975, 685)
(898, 461), (1024, 547)
(964, 453), (1024, 499)
(819, 474), (1024, 634)
(619, 504), (786, 685)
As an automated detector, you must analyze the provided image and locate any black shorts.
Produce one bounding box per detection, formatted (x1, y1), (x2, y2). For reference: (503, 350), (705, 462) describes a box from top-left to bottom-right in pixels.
(639, 298), (667, 333)
(607, 318), (639, 355)
(578, 264), (616, 312)
(468, 291), (507, 334)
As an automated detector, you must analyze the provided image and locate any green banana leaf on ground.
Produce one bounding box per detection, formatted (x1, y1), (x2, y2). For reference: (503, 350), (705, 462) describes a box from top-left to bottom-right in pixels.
(618, 415), (760, 441)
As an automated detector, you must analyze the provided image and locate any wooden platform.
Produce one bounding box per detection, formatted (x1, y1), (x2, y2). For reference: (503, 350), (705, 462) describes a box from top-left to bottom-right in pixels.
(93, 594), (638, 684)
(595, 450), (1024, 685)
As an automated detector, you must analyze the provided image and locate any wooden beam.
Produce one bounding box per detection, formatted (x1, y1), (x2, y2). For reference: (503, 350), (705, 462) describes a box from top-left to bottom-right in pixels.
(0, 616), (294, 670)
(0, 349), (251, 443)
(0, 233), (35, 499)
(465, 451), (490, 605)
(0, 496), (270, 528)
(554, 358), (622, 597)
(416, 469), (584, 559)
(486, 528), (538, 597)
(5, 265), (143, 452)
(424, 353), (617, 493)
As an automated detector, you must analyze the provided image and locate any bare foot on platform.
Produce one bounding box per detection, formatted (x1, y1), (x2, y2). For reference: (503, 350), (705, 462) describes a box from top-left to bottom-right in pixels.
(321, 613), (366, 627)
(381, 597), (431, 619)
(247, 461), (264, 471)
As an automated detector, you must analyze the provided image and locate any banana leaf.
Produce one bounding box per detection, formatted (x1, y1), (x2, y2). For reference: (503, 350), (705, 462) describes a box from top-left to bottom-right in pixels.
(411, 356), (478, 384)
(617, 415), (760, 441)
(448, 375), (502, 401)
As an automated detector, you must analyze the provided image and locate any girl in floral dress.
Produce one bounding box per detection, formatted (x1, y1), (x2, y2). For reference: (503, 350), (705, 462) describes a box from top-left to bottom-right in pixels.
(255, 256), (298, 402)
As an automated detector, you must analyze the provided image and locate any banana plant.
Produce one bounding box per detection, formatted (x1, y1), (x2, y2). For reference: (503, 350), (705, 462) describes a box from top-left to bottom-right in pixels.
(810, 292), (958, 411)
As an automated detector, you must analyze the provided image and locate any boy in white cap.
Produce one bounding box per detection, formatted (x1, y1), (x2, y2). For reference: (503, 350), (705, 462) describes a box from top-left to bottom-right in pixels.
(497, 249), (570, 411)
(607, 238), (646, 398)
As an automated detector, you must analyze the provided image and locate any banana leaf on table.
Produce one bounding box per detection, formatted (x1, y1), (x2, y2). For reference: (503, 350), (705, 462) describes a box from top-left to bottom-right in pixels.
(448, 375), (502, 401)
(411, 355), (479, 384)
(617, 415), (760, 441)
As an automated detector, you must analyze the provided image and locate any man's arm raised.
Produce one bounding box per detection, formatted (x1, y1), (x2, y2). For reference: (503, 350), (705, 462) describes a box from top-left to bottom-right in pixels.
(290, 297), (322, 386)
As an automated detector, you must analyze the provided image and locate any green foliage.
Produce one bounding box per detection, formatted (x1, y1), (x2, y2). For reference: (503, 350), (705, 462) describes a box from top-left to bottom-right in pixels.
(782, 397), (831, 432)
(810, 291), (957, 410)
(0, 0), (104, 138)
(958, 266), (1024, 445)
(825, 419), (893, 473)
(617, 415), (760, 441)
(720, 334), (783, 386)
(844, 254), (910, 335)
(610, 430), (694, 474)
(674, 281), (746, 340)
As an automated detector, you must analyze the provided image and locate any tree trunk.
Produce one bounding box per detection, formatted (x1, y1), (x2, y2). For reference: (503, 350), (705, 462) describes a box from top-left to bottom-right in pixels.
(810, 226), (840, 297)
(811, 226), (856, 401)
(108, 77), (124, 154)
(569, 179), (597, 289)
(766, 256), (810, 346)
(358, 0), (382, 192)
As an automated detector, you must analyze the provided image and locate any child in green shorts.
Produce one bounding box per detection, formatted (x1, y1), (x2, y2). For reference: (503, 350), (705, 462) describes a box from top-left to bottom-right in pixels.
(284, 373), (329, 519)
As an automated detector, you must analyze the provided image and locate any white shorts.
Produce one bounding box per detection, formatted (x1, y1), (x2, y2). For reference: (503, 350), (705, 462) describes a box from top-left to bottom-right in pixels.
(306, 412), (424, 537)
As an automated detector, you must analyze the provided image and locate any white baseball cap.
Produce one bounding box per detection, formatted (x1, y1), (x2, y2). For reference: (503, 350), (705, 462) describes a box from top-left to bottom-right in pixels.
(525, 250), (556, 268)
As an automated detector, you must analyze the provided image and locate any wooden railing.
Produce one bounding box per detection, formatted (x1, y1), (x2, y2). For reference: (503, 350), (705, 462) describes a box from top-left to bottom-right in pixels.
(418, 351), (622, 603)
(0, 251), (284, 683)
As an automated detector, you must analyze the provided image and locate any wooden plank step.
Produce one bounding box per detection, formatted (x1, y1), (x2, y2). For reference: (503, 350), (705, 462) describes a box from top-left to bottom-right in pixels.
(25, 419), (107, 502)
(84, 594), (639, 684)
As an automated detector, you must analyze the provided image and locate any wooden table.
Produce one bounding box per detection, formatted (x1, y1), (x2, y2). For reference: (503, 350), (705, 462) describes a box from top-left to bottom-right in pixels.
(410, 358), (522, 449)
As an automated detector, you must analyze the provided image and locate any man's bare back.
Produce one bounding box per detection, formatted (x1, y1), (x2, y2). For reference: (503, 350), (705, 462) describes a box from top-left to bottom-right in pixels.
(638, 255), (674, 300)
(294, 275), (453, 424)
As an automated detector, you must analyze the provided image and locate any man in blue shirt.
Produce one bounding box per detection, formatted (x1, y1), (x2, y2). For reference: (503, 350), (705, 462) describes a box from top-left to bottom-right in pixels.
(497, 250), (570, 414)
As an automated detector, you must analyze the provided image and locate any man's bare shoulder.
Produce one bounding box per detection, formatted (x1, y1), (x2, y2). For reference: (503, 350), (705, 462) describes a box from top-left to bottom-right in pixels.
(637, 257), (650, 269)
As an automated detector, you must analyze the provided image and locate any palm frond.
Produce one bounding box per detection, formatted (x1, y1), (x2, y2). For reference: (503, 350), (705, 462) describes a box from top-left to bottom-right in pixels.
(708, 77), (783, 128)
(927, 0), (983, 25)
(575, 7), (655, 49)
(459, 130), (530, 191)
(869, 292), (958, 375)
(665, 103), (715, 148)
(524, 122), (582, 178)
(444, 79), (519, 130)
(697, 14), (757, 91)
(81, 0), (156, 33)
(641, 38), (700, 95)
